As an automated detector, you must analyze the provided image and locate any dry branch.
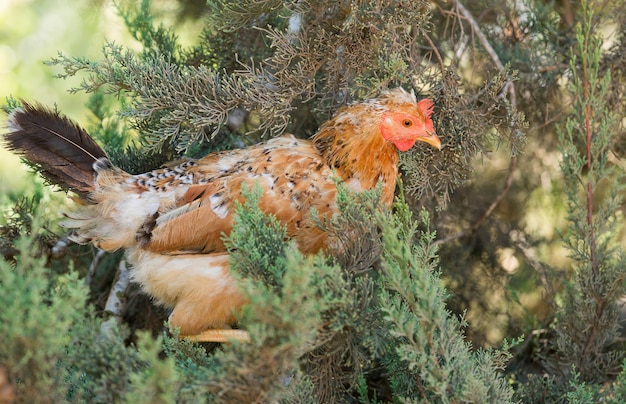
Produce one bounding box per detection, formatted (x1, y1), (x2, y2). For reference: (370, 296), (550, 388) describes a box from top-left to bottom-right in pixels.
(434, 0), (520, 245)
(100, 259), (130, 337)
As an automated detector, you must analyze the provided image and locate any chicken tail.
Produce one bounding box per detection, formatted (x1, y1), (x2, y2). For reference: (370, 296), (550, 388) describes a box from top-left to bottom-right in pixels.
(3, 102), (108, 198)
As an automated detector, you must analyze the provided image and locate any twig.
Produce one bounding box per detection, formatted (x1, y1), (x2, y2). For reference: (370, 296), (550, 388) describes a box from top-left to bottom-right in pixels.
(433, 0), (519, 245)
(581, 31), (598, 278)
(104, 259), (130, 320)
(454, 1), (504, 71)
(559, 0), (575, 27)
(453, 0), (517, 109)
(85, 248), (107, 287)
(579, 11), (601, 361)
(422, 33), (446, 73)
(50, 236), (71, 259)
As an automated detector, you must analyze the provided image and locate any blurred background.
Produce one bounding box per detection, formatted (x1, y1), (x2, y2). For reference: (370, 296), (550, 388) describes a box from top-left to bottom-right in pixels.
(1, 0), (624, 351)
(0, 0), (577, 348)
(0, 0), (130, 202)
(3, 1), (626, 400)
(0, 0), (206, 202)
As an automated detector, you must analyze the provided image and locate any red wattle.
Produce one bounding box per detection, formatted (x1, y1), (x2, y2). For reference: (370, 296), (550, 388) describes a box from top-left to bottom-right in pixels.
(393, 139), (416, 152)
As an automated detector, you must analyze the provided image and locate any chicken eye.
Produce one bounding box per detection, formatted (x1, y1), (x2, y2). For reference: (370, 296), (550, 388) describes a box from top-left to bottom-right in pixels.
(402, 119), (413, 127)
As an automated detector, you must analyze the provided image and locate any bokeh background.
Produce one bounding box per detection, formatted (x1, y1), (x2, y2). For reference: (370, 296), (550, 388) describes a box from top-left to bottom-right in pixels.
(1, 0), (624, 351)
(0, 0), (207, 202)
(0, 0), (131, 202)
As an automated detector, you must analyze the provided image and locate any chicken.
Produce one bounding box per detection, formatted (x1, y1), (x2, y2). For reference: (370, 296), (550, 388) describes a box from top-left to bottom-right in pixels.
(3, 88), (440, 340)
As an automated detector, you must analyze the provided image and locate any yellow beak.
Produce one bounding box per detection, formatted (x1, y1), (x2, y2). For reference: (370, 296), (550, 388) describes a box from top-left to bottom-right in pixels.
(417, 133), (442, 150)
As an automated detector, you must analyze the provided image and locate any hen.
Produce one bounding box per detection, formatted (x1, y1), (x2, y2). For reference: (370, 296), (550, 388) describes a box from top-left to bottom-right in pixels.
(3, 88), (440, 340)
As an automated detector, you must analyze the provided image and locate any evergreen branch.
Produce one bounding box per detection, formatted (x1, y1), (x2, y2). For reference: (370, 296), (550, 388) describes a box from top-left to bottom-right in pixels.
(452, 0), (518, 108)
(549, 0), (626, 382)
(453, 0), (503, 72)
(207, 0), (285, 32)
(377, 206), (514, 402)
(115, 0), (181, 60)
(422, 31), (446, 73)
(580, 20), (598, 278)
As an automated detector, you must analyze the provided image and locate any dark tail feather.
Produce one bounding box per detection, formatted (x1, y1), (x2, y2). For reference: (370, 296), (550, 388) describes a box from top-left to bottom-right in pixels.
(3, 102), (108, 197)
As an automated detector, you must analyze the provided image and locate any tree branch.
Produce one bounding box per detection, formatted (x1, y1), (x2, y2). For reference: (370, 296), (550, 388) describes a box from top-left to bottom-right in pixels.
(454, 1), (503, 71)
(50, 236), (71, 259)
(434, 0), (519, 245)
(85, 248), (107, 287)
(100, 259), (131, 338)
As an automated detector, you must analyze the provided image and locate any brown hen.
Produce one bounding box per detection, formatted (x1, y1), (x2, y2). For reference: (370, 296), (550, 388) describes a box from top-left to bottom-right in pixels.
(3, 88), (440, 340)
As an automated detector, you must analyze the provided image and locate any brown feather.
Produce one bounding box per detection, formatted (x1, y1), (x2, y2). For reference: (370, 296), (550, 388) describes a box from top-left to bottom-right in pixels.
(127, 248), (246, 335)
(3, 102), (107, 197)
(140, 136), (336, 254)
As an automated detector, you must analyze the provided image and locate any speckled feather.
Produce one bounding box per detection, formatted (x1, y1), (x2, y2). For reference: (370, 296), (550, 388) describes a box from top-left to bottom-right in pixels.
(134, 135), (336, 255)
(3, 88), (439, 335)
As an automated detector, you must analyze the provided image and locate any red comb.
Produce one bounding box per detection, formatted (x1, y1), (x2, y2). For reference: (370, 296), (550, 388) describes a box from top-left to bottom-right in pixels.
(417, 99), (434, 117)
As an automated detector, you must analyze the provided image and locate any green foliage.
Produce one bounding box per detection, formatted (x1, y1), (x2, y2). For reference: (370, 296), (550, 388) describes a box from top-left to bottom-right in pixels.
(204, 250), (331, 402)
(219, 185), (373, 402)
(0, 220), (87, 401)
(123, 333), (181, 403)
(206, 0), (285, 32)
(0, 217), (177, 402)
(65, 321), (142, 402)
(225, 183), (288, 284)
(45, 0), (522, 203)
(565, 369), (601, 403)
(377, 206), (514, 402)
(604, 360), (626, 403)
(192, 184), (513, 402)
(0, 196), (54, 261)
(8, 0), (626, 401)
(1, 184), (514, 401)
(549, 0), (626, 383)
(117, 0), (182, 61)
(509, 1), (626, 402)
